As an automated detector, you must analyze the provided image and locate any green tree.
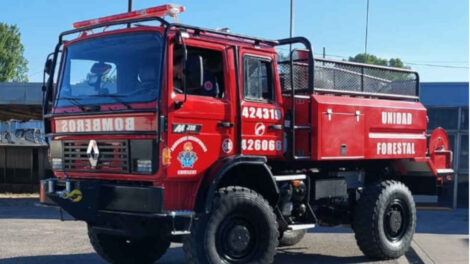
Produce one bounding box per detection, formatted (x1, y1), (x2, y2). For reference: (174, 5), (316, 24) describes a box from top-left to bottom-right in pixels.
(348, 53), (409, 69)
(0, 23), (28, 82)
(388, 58), (406, 68)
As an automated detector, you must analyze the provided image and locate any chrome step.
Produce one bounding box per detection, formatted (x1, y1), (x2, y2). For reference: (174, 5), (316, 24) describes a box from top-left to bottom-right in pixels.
(436, 168), (454, 175)
(287, 224), (316, 231)
(274, 174), (307, 182)
(171, 230), (191, 235)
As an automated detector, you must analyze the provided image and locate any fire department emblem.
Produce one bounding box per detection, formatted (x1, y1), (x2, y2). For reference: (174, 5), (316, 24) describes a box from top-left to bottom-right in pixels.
(178, 142), (198, 168)
(86, 140), (100, 168)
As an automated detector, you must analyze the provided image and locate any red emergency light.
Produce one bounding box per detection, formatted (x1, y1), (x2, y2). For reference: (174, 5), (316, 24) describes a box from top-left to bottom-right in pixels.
(73, 4), (185, 29)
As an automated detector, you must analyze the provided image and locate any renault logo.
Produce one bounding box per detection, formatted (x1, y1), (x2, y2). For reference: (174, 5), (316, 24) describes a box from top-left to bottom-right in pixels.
(86, 140), (100, 168)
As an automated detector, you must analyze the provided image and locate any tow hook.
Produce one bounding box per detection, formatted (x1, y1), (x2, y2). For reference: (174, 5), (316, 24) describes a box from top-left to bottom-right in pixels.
(58, 189), (83, 203)
(49, 180), (83, 203)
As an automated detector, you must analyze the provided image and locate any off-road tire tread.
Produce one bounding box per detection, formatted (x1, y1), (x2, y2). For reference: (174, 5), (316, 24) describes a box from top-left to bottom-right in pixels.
(353, 180), (416, 260)
(183, 186), (279, 264)
(88, 224), (170, 264)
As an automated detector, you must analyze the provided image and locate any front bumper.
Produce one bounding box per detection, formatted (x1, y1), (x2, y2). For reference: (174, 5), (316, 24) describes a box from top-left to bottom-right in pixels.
(40, 178), (164, 221)
(39, 178), (193, 237)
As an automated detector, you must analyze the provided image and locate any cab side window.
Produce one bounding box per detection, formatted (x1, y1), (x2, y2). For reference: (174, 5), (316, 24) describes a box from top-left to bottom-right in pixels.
(173, 45), (225, 98)
(243, 56), (273, 101)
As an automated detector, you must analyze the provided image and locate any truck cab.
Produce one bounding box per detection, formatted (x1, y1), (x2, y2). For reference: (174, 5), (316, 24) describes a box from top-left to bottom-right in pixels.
(40, 4), (453, 264)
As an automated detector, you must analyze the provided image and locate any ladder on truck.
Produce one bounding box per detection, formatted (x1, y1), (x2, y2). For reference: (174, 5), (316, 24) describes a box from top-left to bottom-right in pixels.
(277, 37), (314, 160)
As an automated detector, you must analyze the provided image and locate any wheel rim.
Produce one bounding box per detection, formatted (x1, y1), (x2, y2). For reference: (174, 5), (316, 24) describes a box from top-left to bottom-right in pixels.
(216, 215), (258, 262)
(383, 198), (410, 242)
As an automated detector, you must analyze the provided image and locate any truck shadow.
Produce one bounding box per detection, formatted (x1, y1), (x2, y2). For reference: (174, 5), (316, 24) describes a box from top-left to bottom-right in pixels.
(414, 209), (469, 235)
(0, 254), (106, 264)
(309, 209), (469, 235)
(0, 248), (386, 264)
(1, 199), (468, 235)
(275, 249), (378, 264)
(0, 198), (74, 220)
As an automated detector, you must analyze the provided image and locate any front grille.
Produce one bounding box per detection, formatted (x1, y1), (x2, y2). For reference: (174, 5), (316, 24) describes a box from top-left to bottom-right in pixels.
(63, 140), (129, 173)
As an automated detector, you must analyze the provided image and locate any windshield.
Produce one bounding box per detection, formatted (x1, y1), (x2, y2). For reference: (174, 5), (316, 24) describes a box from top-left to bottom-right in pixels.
(55, 32), (163, 110)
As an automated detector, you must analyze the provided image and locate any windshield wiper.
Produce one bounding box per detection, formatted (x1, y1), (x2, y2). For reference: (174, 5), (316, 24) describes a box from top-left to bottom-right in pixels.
(58, 97), (87, 112)
(88, 94), (131, 109)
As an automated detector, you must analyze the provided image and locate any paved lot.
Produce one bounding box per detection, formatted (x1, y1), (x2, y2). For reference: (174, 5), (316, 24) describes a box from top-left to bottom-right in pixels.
(0, 198), (468, 264)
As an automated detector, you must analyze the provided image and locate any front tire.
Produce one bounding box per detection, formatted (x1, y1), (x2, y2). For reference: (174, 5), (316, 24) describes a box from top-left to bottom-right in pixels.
(353, 180), (416, 260)
(184, 186), (279, 264)
(87, 224), (171, 264)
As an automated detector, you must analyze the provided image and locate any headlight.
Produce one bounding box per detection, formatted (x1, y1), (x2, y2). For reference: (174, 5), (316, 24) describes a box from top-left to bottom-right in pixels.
(52, 158), (63, 170)
(130, 140), (157, 174)
(50, 140), (63, 171)
(135, 159), (152, 173)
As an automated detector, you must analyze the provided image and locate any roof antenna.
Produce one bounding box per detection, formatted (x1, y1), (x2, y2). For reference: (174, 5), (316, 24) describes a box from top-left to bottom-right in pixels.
(168, 4), (183, 22)
(290, 0), (294, 52)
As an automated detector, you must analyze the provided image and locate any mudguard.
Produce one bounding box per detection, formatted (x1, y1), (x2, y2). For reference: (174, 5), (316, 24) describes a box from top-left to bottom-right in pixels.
(201, 155), (280, 213)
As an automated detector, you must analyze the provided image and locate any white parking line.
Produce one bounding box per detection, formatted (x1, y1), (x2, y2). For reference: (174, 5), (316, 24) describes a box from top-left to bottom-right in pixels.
(409, 240), (435, 264)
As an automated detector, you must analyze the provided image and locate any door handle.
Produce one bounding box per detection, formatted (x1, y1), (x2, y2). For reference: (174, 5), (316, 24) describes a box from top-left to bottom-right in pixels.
(268, 124), (283, 130)
(218, 121), (234, 128)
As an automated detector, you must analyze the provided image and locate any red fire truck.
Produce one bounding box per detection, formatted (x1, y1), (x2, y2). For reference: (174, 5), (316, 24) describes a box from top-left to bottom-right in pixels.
(40, 4), (453, 264)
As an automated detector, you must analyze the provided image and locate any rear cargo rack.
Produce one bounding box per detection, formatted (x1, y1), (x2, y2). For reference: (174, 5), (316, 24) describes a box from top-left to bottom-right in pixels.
(279, 57), (420, 100)
(276, 37), (420, 161)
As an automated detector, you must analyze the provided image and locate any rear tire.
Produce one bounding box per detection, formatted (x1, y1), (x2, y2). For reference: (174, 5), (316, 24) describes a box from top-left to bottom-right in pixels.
(353, 180), (416, 260)
(278, 229), (307, 247)
(87, 224), (171, 264)
(184, 186), (279, 264)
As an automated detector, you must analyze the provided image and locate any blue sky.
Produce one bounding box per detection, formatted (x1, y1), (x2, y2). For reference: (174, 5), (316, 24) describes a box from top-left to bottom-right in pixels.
(1, 0), (468, 82)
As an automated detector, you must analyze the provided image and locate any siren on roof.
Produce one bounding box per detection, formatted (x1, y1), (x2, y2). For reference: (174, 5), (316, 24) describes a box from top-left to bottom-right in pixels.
(73, 4), (185, 29)
(216, 28), (231, 33)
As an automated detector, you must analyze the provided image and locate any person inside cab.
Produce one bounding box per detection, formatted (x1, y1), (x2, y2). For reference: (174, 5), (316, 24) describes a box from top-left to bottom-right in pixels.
(173, 51), (185, 94)
(199, 58), (220, 97)
(173, 45), (224, 98)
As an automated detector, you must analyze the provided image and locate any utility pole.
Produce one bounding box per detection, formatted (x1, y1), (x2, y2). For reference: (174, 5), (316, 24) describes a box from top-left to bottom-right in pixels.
(289, 0), (294, 53)
(127, 0), (132, 28)
(364, 0), (370, 63)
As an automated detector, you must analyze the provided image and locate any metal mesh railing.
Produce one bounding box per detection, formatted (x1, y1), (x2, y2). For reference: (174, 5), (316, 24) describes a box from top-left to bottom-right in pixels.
(279, 60), (310, 93)
(278, 57), (419, 98)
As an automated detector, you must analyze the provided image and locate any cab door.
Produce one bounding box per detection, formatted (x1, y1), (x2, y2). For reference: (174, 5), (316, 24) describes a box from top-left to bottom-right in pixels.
(239, 49), (284, 158)
(167, 39), (237, 179)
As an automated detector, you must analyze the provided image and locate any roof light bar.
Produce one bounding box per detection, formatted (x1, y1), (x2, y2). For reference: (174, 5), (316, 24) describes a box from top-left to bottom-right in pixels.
(73, 4), (185, 29)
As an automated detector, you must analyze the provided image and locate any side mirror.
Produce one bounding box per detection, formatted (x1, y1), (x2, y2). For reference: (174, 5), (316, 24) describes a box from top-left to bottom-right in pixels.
(44, 58), (53, 75)
(43, 54), (54, 93)
(42, 58), (53, 92)
(43, 49), (62, 116)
